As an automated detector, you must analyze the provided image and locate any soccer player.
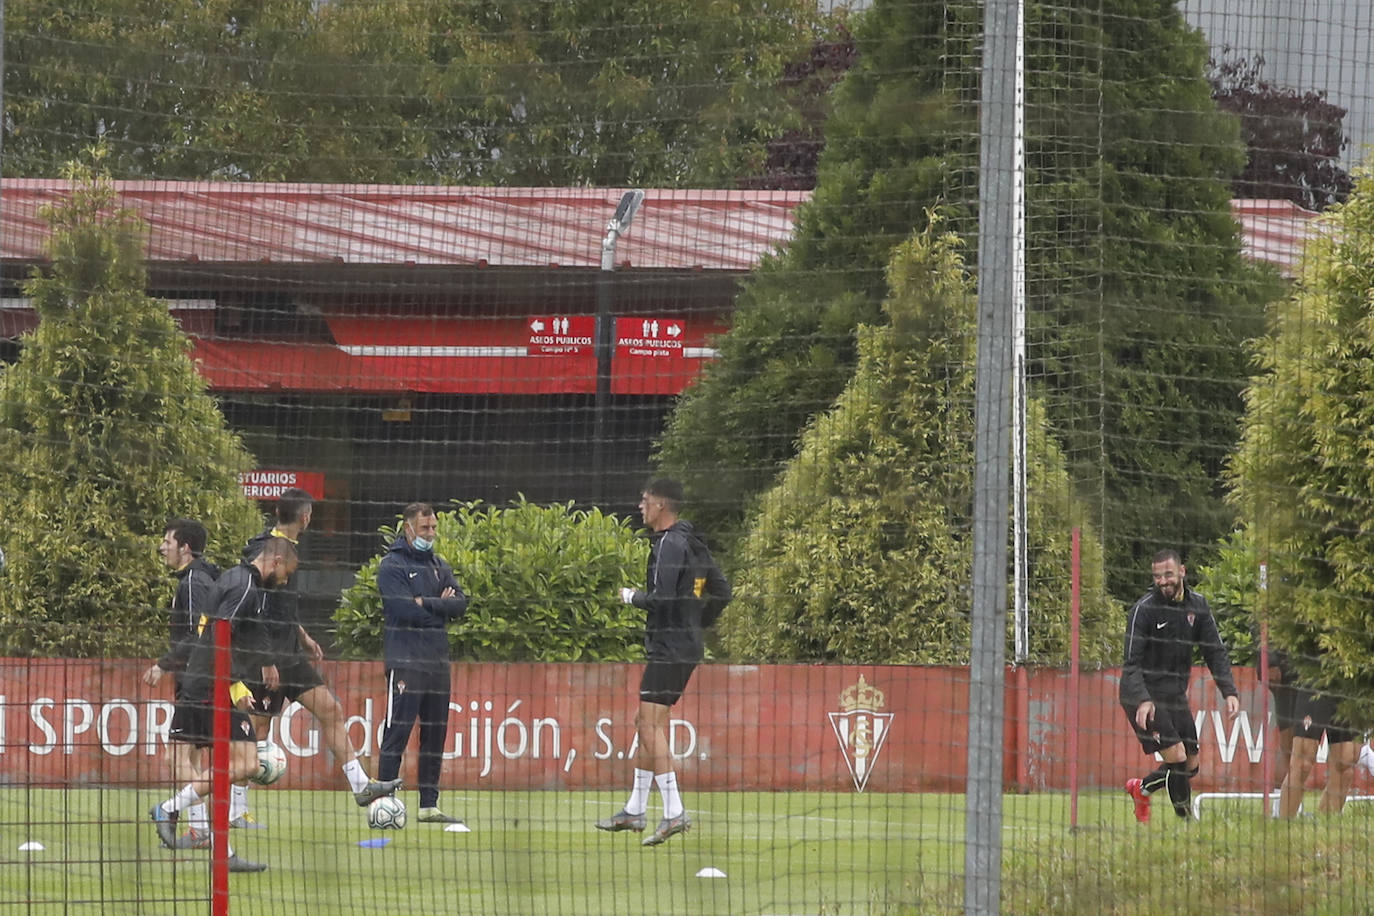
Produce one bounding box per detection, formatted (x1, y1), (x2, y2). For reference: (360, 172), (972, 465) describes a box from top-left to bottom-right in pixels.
(141, 518), (220, 847)
(376, 502), (468, 824)
(243, 488), (400, 814)
(595, 478), (730, 847)
(149, 536), (299, 873)
(1262, 643), (1300, 817)
(1120, 549), (1240, 823)
(1278, 675), (1360, 818)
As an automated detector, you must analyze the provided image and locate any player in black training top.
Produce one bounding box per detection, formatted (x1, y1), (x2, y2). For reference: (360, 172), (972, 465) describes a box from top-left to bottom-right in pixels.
(595, 478), (730, 847)
(142, 518), (220, 847)
(1120, 549), (1240, 823)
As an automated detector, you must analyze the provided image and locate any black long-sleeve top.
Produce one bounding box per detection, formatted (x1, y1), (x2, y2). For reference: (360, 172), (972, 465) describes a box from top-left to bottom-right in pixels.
(1119, 585), (1238, 709)
(243, 528), (304, 662)
(155, 557), (220, 676)
(179, 562), (276, 705)
(629, 520), (712, 664)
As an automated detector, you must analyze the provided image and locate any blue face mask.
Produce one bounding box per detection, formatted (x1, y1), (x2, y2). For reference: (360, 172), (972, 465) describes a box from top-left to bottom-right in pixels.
(413, 536), (433, 552)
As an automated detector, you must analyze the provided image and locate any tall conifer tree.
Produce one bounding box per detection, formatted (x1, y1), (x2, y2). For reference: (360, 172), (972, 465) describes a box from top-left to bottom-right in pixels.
(658, 0), (1282, 595)
(721, 224), (1117, 664)
(0, 159), (261, 656)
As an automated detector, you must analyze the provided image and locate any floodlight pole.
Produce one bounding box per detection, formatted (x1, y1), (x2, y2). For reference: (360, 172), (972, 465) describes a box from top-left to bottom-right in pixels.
(592, 190), (645, 504)
(1, 0), (6, 197)
(967, 0), (1023, 912)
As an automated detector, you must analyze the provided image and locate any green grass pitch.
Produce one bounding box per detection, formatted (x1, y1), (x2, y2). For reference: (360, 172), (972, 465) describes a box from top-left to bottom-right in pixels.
(2, 788), (940, 914)
(4, 789), (1374, 914)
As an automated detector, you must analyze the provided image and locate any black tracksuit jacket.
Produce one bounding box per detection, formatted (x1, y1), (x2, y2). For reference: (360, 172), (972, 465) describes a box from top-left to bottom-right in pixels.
(179, 562), (277, 705)
(1119, 585), (1238, 709)
(155, 557), (220, 686)
(630, 520), (715, 664)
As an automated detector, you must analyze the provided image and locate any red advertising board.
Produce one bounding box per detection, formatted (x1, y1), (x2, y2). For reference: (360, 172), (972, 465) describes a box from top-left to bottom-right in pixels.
(526, 315), (596, 356)
(0, 660), (1320, 797)
(238, 470), (325, 501)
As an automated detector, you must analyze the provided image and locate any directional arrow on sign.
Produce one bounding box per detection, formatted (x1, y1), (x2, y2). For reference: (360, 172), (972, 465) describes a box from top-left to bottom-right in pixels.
(666, 324), (682, 338)
(530, 319), (546, 332)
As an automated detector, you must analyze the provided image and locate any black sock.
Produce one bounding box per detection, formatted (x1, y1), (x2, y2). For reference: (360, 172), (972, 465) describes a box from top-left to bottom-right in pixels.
(1141, 767), (1169, 796)
(1166, 762), (1192, 816)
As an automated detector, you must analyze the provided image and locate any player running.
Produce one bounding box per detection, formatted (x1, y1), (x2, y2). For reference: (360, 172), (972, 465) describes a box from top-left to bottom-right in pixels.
(149, 537), (298, 872)
(142, 518), (221, 849)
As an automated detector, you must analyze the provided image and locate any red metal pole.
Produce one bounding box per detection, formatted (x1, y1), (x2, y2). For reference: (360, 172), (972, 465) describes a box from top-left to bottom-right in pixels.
(211, 618), (231, 914)
(1015, 665), (1030, 792)
(1068, 527), (1081, 829)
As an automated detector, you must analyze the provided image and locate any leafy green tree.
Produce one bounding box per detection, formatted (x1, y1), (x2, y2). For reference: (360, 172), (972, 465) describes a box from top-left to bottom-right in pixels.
(658, 0), (1282, 598)
(334, 497), (649, 662)
(1191, 528), (1264, 667)
(1226, 163), (1374, 725)
(720, 225), (1118, 665)
(0, 157), (263, 657)
(3, 0), (815, 185)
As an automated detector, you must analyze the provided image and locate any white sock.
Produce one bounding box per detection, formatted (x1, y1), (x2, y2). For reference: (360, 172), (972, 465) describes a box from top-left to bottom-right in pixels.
(166, 784), (202, 814)
(230, 783), (249, 820)
(624, 768), (654, 816)
(342, 757), (369, 794)
(189, 802), (209, 831)
(655, 771), (684, 820)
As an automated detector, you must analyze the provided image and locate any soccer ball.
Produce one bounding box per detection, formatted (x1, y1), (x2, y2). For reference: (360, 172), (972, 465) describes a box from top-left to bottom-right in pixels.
(368, 795), (407, 830)
(252, 742), (288, 786)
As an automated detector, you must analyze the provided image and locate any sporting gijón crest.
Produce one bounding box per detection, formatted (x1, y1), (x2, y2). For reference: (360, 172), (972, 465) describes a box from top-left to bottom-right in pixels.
(828, 675), (893, 793)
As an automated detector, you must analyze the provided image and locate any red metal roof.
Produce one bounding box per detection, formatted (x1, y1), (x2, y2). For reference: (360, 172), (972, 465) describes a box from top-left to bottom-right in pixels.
(0, 180), (808, 272)
(1229, 198), (1324, 277)
(2, 180), (1320, 278)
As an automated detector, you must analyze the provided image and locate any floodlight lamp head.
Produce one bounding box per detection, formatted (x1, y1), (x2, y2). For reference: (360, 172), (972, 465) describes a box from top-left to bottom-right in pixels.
(613, 190), (645, 231)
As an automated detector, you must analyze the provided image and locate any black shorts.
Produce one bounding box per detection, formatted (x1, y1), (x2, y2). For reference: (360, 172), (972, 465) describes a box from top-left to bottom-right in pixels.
(168, 703), (256, 747)
(276, 658), (326, 701)
(248, 683), (287, 717)
(1293, 689), (1359, 744)
(1123, 696), (1198, 757)
(639, 661), (697, 707)
(1269, 681), (1301, 733)
(251, 658), (327, 714)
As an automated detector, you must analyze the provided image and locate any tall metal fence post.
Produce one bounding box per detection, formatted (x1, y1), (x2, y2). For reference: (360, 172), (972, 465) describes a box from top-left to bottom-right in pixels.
(967, 0), (1023, 911)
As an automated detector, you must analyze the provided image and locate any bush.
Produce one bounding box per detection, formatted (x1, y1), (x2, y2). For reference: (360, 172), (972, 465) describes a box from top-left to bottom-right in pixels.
(334, 497), (649, 662)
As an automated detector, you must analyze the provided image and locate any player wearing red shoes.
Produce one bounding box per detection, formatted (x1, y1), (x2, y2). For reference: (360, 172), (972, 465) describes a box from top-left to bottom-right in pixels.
(1119, 549), (1240, 822)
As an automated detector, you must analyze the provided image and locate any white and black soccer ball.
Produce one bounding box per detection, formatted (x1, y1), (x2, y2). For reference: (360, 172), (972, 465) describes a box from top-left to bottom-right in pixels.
(367, 795), (407, 830)
(252, 742), (288, 786)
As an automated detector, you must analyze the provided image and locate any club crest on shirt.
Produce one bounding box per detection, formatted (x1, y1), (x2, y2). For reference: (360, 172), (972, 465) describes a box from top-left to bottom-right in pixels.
(828, 675), (893, 793)
(394, 680), (406, 695)
(1187, 613), (1196, 627)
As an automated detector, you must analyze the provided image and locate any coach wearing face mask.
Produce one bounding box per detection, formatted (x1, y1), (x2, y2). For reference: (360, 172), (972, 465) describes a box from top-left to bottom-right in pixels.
(376, 502), (469, 825)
